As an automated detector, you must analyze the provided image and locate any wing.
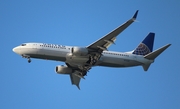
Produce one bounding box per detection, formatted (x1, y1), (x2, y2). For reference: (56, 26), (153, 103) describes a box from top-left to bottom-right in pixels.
(70, 70), (86, 90)
(66, 62), (90, 89)
(87, 10), (138, 52)
(70, 73), (81, 89)
(68, 10), (139, 89)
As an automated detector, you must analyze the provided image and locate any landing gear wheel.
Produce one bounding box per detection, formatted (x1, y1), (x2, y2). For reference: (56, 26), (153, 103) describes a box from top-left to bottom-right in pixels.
(93, 59), (96, 63)
(28, 59), (31, 63)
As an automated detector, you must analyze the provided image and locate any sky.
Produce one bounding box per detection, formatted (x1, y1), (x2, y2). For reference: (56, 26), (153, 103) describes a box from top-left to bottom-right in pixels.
(1, 0), (180, 109)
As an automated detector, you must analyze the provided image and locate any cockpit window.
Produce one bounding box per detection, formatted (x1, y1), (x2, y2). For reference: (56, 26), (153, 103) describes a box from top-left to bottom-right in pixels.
(21, 44), (26, 46)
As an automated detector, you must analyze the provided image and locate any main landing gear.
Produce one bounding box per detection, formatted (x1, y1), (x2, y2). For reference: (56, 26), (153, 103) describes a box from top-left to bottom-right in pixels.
(86, 54), (99, 65)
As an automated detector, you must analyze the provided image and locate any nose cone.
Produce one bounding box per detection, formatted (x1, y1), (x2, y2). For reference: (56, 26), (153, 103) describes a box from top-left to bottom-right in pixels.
(12, 46), (20, 54)
(12, 47), (16, 52)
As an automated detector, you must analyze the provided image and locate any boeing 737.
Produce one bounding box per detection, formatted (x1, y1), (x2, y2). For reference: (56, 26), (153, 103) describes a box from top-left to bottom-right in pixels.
(12, 10), (171, 89)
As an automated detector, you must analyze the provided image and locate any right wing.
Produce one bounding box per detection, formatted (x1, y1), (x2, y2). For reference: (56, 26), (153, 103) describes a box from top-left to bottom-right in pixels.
(87, 10), (139, 53)
(69, 10), (139, 89)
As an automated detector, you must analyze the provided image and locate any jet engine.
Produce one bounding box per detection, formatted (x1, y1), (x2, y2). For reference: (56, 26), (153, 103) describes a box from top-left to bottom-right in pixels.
(71, 47), (88, 56)
(55, 66), (73, 74)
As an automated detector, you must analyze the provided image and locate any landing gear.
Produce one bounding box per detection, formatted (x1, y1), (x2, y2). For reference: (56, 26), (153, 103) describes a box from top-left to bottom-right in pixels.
(77, 65), (90, 77)
(80, 71), (87, 76)
(87, 54), (99, 65)
(22, 55), (31, 63)
(28, 58), (31, 63)
(76, 53), (101, 78)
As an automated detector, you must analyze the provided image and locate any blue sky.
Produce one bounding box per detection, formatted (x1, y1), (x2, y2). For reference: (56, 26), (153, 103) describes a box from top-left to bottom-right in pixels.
(1, 0), (180, 109)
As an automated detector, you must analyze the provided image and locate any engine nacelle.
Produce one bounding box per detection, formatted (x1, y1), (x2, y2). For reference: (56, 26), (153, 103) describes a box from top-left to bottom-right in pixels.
(72, 47), (88, 56)
(55, 66), (73, 74)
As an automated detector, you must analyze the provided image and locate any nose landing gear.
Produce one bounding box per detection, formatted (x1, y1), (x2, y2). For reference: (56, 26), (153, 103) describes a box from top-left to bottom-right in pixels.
(22, 55), (31, 63)
(28, 58), (31, 63)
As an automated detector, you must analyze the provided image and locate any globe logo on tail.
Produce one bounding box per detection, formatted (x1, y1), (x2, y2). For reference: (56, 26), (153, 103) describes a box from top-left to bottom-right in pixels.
(133, 43), (151, 56)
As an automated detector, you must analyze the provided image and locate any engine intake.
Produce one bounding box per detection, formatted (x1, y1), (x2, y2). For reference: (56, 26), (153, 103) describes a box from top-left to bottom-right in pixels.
(71, 47), (88, 56)
(55, 66), (73, 74)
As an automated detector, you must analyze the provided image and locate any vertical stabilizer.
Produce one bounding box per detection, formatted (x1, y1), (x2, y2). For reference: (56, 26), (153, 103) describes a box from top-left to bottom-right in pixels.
(133, 33), (155, 56)
(142, 64), (151, 71)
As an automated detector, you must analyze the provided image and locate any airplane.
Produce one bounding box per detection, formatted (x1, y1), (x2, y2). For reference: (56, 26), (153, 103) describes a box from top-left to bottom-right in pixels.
(12, 10), (171, 89)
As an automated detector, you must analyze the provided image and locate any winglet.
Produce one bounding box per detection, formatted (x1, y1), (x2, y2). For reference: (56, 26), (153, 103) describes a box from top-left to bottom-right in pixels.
(132, 10), (139, 19)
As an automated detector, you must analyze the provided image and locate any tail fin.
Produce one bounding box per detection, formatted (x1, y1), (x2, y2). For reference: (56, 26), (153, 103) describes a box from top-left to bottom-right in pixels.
(132, 33), (155, 56)
(142, 64), (151, 71)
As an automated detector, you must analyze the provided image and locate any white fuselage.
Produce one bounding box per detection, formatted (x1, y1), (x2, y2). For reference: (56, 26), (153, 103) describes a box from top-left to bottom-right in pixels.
(13, 43), (153, 68)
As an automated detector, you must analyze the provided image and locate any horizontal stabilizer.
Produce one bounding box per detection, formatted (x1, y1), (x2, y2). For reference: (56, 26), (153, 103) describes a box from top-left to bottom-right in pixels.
(144, 44), (171, 60)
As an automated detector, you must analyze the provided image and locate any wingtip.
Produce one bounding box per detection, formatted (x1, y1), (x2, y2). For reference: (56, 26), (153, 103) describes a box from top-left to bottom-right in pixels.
(167, 44), (172, 47)
(133, 10), (139, 19)
(76, 85), (81, 90)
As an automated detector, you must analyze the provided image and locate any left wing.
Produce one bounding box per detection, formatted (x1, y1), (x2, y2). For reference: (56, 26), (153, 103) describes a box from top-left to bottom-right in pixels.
(87, 10), (138, 52)
(70, 70), (85, 90)
(70, 73), (81, 89)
